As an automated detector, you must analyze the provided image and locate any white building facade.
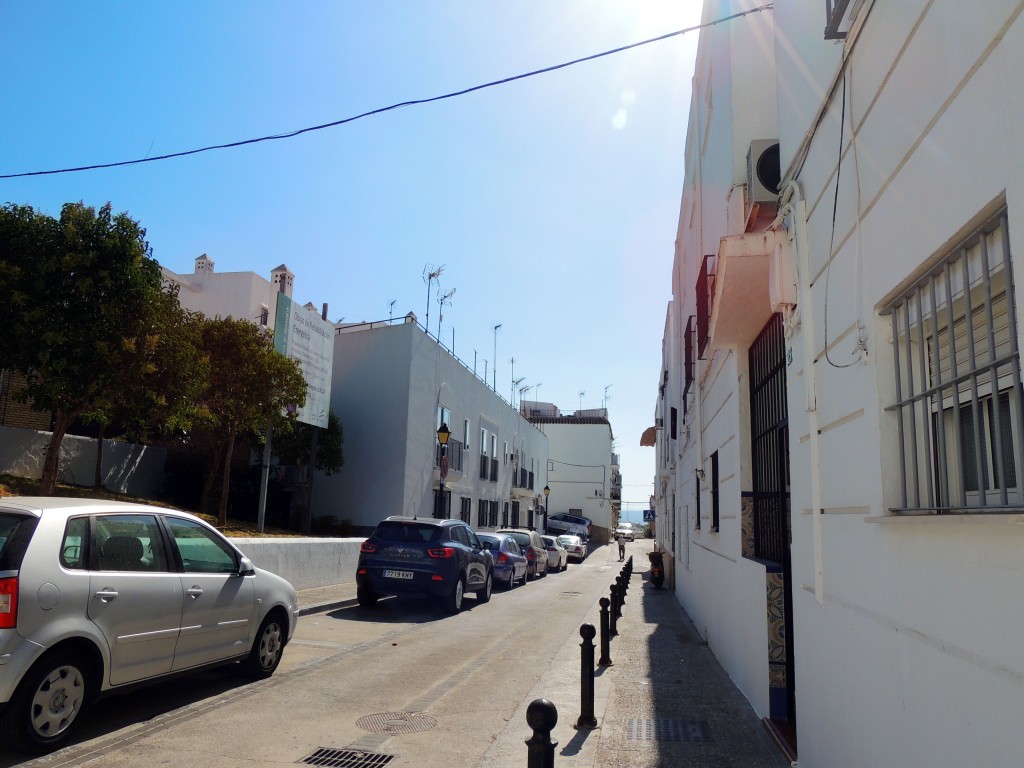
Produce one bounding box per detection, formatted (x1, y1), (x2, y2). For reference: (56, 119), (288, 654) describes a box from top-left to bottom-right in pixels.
(655, 1), (1024, 765)
(161, 254), (296, 329)
(530, 407), (618, 543)
(313, 318), (549, 534)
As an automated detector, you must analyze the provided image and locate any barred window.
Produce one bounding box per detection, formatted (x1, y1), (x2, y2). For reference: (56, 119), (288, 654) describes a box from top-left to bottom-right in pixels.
(883, 209), (1023, 512)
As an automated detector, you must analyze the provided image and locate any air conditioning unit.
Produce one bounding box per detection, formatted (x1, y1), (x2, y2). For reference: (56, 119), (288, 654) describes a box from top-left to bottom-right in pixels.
(747, 140), (781, 218)
(655, 417), (664, 429)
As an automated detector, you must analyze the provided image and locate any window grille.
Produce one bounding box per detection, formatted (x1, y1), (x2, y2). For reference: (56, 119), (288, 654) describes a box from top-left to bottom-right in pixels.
(710, 452), (720, 532)
(684, 315), (695, 410)
(883, 209), (1023, 512)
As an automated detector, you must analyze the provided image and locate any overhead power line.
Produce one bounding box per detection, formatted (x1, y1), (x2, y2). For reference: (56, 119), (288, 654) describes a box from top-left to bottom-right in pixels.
(1, 4), (772, 180)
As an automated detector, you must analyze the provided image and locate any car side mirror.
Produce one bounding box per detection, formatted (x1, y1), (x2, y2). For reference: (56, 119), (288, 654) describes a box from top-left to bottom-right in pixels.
(237, 556), (256, 576)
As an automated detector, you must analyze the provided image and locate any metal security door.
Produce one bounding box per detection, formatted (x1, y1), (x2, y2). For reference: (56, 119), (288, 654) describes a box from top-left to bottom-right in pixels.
(748, 313), (796, 743)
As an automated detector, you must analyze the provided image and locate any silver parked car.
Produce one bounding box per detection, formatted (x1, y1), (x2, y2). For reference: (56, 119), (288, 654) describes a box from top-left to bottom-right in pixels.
(0, 497), (299, 754)
(557, 534), (587, 563)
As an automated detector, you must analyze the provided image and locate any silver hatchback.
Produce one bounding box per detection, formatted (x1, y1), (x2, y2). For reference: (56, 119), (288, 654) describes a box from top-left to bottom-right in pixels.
(0, 497), (299, 754)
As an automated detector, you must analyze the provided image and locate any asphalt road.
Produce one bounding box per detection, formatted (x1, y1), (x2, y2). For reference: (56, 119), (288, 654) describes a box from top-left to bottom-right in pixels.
(7, 547), (625, 768)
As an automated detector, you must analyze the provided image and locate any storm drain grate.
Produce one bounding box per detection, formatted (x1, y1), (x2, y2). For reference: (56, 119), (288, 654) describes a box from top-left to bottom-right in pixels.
(356, 711), (437, 735)
(626, 719), (712, 743)
(559, 591), (582, 597)
(300, 748), (395, 767)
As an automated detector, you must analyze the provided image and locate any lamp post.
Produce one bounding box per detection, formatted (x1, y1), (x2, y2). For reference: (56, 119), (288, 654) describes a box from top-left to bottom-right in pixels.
(436, 423), (451, 518)
(543, 485), (550, 534)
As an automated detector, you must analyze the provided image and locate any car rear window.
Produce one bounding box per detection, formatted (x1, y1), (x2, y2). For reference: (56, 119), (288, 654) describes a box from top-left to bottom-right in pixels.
(478, 535), (499, 551)
(0, 513), (38, 572)
(505, 532), (531, 548)
(374, 521), (443, 544)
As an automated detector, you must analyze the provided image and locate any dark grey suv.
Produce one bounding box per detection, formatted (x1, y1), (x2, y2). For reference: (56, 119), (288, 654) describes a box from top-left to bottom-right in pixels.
(356, 517), (493, 614)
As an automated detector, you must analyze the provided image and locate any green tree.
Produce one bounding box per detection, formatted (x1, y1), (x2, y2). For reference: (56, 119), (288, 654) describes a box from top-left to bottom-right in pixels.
(271, 409), (344, 531)
(83, 290), (210, 488)
(193, 316), (307, 526)
(0, 202), (168, 494)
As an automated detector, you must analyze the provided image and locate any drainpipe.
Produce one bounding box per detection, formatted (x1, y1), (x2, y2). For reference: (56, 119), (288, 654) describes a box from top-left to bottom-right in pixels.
(778, 182), (825, 606)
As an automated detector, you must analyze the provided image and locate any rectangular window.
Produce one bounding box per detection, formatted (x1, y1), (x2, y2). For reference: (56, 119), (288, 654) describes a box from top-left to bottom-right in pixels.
(502, 501), (510, 527)
(477, 499), (488, 528)
(489, 501), (499, 528)
(695, 470), (702, 530)
(437, 406), (451, 432)
(671, 407), (678, 441)
(711, 452), (720, 532)
(481, 428), (488, 455)
(460, 497), (471, 524)
(884, 208), (1022, 512)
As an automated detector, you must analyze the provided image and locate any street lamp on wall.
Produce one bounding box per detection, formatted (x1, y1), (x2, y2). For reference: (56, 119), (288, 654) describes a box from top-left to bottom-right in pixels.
(543, 484), (550, 533)
(436, 423), (451, 518)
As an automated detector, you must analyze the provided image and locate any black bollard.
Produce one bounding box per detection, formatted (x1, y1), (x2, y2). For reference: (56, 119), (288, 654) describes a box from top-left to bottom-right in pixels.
(617, 575), (626, 606)
(609, 584), (619, 636)
(576, 624), (598, 729)
(525, 698), (558, 768)
(598, 597), (613, 666)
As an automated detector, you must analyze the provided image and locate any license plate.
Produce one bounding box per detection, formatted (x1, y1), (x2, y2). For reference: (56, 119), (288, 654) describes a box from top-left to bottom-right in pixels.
(384, 569), (414, 580)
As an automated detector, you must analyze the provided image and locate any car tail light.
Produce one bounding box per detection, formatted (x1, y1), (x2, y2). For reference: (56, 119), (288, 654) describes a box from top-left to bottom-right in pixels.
(525, 549), (535, 561)
(0, 577), (18, 629)
(496, 553), (509, 564)
(360, 541), (377, 554)
(427, 547), (456, 559)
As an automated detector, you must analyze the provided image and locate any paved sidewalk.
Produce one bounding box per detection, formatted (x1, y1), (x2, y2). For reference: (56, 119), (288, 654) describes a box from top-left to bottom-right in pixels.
(297, 544), (791, 768)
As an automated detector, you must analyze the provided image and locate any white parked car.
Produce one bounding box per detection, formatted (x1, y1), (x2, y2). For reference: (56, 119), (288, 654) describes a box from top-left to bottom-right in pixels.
(540, 535), (568, 572)
(0, 497), (299, 754)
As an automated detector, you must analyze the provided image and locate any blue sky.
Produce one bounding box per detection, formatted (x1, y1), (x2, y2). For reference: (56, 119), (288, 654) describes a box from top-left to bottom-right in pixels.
(1, 2), (702, 519)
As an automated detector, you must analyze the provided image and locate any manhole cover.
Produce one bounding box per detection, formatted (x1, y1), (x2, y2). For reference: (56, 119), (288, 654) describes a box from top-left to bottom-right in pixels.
(626, 718), (712, 742)
(356, 712), (437, 735)
(300, 748), (395, 767)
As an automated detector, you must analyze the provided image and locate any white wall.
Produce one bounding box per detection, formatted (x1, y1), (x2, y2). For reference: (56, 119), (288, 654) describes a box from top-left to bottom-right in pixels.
(775, 1), (1024, 765)
(313, 320), (548, 533)
(541, 420), (614, 536)
(0, 426), (166, 497)
(657, 0), (784, 724)
(231, 537), (363, 592)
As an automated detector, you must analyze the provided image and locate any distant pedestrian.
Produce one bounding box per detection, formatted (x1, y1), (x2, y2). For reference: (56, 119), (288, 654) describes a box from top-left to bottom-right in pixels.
(616, 532), (625, 561)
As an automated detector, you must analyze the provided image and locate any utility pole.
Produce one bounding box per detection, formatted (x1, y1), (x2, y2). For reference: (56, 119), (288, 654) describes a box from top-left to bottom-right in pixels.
(493, 323), (502, 391)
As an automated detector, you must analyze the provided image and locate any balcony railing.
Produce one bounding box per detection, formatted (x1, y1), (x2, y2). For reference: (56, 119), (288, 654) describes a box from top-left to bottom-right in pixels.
(510, 467), (535, 491)
(696, 254), (716, 359)
(435, 439), (464, 472)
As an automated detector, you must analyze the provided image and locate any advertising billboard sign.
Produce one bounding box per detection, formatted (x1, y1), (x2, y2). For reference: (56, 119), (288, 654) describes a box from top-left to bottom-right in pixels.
(273, 292), (333, 428)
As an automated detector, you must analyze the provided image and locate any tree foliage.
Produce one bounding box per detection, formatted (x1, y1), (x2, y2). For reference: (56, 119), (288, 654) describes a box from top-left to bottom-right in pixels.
(191, 316), (307, 525)
(0, 202), (170, 494)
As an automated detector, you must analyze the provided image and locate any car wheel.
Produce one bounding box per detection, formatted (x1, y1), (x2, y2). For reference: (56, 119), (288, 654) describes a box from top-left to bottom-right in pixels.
(0, 650), (90, 755)
(241, 611), (287, 679)
(477, 571), (493, 603)
(443, 576), (465, 615)
(357, 587), (378, 607)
